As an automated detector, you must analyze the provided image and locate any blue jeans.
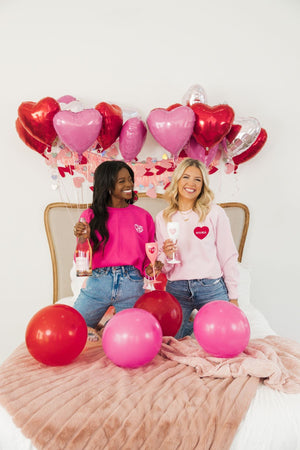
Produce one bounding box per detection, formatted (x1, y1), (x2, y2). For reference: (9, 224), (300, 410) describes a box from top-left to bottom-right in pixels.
(166, 277), (229, 339)
(73, 265), (144, 328)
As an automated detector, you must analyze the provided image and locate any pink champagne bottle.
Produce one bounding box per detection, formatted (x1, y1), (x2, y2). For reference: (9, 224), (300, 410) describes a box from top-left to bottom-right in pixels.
(75, 218), (92, 277)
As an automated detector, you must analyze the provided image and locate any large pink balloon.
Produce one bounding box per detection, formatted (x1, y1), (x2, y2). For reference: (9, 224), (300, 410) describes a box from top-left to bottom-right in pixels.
(193, 301), (250, 358)
(53, 109), (102, 155)
(147, 106), (195, 156)
(119, 117), (147, 162)
(102, 309), (162, 368)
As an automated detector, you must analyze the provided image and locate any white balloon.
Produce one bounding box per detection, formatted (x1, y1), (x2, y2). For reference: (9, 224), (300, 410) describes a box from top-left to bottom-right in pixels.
(226, 117), (261, 157)
(59, 100), (85, 113)
(122, 107), (141, 123)
(182, 84), (208, 106)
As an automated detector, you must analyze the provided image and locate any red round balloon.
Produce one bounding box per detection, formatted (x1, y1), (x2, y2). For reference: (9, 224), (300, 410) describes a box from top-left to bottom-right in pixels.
(95, 102), (123, 150)
(18, 97), (60, 146)
(153, 272), (167, 291)
(134, 290), (182, 337)
(25, 304), (87, 366)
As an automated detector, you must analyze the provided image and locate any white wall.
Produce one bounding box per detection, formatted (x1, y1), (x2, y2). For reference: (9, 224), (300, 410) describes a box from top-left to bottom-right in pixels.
(0, 0), (299, 363)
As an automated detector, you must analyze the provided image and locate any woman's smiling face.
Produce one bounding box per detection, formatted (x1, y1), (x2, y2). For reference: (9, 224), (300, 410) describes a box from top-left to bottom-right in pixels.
(110, 168), (134, 204)
(177, 165), (203, 204)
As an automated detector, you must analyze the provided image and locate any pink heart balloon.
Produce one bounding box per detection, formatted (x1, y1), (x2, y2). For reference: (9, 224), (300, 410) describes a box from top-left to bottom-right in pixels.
(119, 117), (147, 162)
(147, 106), (195, 156)
(186, 136), (218, 167)
(53, 109), (102, 155)
(57, 95), (77, 104)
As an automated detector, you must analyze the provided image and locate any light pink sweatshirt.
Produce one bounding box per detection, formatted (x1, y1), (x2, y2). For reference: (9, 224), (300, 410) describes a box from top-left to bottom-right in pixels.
(155, 204), (239, 299)
(80, 204), (155, 276)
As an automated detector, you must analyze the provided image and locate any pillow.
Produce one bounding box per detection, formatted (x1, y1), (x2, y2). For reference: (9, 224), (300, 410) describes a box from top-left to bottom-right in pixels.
(237, 262), (251, 307)
(70, 262), (87, 299)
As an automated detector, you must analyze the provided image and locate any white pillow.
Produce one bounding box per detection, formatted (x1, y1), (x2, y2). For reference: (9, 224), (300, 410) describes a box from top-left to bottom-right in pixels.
(237, 262), (251, 307)
(70, 262), (87, 299)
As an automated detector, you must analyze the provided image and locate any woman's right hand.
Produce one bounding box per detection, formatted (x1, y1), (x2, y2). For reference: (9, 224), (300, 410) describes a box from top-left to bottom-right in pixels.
(73, 221), (91, 239)
(163, 239), (177, 259)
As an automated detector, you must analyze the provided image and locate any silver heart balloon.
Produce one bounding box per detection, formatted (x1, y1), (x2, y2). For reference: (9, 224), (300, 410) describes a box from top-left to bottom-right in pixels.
(182, 84), (208, 106)
(226, 117), (261, 157)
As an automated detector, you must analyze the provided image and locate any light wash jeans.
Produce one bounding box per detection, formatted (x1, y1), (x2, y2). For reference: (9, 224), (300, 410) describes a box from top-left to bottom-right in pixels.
(73, 265), (144, 328)
(166, 277), (229, 339)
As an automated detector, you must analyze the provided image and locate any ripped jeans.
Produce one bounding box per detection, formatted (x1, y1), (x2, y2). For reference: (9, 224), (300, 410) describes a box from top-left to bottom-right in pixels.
(73, 265), (144, 328)
(166, 277), (229, 339)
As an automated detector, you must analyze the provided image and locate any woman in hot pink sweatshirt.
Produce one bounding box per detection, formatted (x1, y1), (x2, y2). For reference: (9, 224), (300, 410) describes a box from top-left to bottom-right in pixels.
(73, 161), (156, 328)
(155, 158), (239, 338)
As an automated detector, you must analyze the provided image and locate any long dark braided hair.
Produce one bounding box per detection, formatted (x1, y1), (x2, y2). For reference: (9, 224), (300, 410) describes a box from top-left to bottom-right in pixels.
(89, 161), (135, 252)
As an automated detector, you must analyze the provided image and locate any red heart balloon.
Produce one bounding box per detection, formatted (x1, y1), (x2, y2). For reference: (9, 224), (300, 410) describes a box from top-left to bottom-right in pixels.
(233, 128), (267, 165)
(15, 118), (49, 156)
(95, 102), (123, 150)
(18, 97), (60, 146)
(166, 103), (183, 111)
(191, 103), (235, 149)
(225, 124), (242, 144)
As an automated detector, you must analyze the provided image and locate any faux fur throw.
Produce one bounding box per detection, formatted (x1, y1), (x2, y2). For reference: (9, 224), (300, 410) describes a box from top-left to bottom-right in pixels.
(0, 335), (299, 450)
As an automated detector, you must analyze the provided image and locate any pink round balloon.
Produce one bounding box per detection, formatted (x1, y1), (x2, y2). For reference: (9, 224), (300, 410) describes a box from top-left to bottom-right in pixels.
(119, 117), (147, 162)
(57, 95), (77, 104)
(53, 109), (102, 155)
(147, 106), (195, 156)
(193, 301), (250, 358)
(102, 309), (162, 368)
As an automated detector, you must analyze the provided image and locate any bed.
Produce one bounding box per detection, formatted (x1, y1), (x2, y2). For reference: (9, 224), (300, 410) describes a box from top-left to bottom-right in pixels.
(0, 195), (299, 450)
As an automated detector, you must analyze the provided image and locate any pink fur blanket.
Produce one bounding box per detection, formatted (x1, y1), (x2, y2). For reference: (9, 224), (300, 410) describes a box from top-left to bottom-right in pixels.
(0, 335), (299, 450)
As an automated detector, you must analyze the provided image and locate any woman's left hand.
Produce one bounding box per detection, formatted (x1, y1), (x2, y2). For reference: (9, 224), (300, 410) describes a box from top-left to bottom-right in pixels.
(145, 261), (164, 278)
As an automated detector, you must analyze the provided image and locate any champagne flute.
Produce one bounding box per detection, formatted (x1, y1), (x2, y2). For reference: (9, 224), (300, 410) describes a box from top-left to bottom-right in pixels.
(166, 222), (180, 264)
(145, 242), (161, 287)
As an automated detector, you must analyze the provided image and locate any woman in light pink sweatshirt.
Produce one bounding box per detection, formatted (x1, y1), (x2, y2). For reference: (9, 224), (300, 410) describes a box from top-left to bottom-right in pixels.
(155, 158), (239, 338)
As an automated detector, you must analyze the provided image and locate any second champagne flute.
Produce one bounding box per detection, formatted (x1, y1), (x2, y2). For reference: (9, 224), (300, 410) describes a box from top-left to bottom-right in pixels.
(166, 222), (181, 264)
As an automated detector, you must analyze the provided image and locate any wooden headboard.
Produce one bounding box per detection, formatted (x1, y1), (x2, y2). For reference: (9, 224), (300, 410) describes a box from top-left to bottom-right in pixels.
(44, 194), (249, 303)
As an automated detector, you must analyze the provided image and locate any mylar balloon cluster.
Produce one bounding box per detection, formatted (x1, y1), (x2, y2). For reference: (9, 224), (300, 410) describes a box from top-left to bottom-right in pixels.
(16, 85), (268, 197)
(16, 95), (145, 162)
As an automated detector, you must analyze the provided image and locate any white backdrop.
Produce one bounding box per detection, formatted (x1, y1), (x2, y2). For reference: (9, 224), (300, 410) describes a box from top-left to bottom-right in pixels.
(0, 0), (299, 363)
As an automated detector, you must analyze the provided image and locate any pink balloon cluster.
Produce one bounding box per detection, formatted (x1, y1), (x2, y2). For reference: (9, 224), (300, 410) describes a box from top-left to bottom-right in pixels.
(16, 95), (148, 163)
(16, 86), (267, 171)
(146, 84), (267, 169)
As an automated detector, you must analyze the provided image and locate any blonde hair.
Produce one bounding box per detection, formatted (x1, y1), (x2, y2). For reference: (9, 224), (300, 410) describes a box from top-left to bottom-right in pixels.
(163, 158), (215, 222)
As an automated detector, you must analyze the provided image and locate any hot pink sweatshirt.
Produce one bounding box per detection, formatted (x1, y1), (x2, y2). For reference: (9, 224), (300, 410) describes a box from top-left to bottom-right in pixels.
(155, 204), (239, 299)
(80, 204), (155, 276)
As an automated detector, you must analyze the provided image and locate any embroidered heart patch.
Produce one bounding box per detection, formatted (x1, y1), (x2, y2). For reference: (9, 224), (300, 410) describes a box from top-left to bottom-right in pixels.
(135, 224), (144, 233)
(194, 226), (209, 240)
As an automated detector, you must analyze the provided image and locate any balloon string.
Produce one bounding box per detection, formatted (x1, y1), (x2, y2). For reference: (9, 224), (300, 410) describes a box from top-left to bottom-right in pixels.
(232, 169), (240, 198)
(57, 180), (75, 227)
